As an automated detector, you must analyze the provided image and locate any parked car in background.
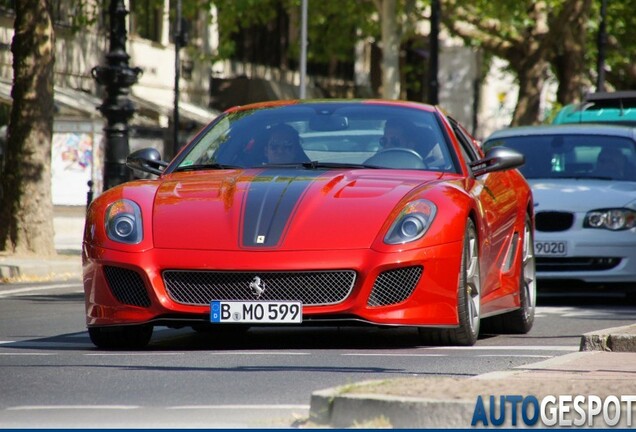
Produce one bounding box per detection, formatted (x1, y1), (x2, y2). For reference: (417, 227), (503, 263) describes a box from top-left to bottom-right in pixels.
(553, 91), (636, 126)
(483, 124), (636, 290)
(83, 99), (535, 349)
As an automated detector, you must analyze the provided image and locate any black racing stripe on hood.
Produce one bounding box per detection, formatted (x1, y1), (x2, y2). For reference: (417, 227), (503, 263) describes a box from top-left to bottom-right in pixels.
(242, 169), (324, 247)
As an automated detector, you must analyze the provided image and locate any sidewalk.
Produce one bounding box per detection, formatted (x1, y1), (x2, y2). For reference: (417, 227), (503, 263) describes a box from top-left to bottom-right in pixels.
(308, 325), (636, 428)
(0, 205), (84, 282)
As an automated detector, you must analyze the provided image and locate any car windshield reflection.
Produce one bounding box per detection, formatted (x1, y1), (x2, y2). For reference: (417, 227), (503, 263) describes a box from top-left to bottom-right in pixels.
(173, 103), (458, 173)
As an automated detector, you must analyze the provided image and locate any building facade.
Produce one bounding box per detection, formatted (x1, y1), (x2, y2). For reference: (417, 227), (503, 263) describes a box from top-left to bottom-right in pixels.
(0, 0), (526, 205)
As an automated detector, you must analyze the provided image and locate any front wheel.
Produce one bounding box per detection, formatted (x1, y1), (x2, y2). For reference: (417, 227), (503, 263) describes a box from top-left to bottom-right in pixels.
(419, 218), (481, 346)
(88, 324), (153, 350)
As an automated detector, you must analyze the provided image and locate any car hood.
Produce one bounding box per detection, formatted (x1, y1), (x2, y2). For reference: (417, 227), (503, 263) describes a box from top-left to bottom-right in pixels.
(529, 179), (636, 212)
(152, 168), (442, 251)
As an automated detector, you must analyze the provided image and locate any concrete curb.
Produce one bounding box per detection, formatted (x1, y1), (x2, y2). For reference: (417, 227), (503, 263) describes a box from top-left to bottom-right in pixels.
(580, 324), (636, 352)
(309, 383), (474, 428)
(0, 254), (81, 282)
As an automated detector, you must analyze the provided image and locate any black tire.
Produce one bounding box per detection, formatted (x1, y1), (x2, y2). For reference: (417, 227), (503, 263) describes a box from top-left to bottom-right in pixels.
(419, 219), (480, 346)
(482, 214), (536, 334)
(88, 324), (153, 350)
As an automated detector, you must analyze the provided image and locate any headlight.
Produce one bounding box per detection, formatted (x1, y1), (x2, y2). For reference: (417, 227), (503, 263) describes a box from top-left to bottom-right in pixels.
(385, 199), (437, 244)
(584, 208), (636, 231)
(105, 199), (143, 244)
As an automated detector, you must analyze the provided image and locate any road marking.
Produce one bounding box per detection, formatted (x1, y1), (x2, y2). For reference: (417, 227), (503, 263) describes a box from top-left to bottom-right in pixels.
(7, 405), (140, 410)
(169, 404), (310, 410)
(0, 352), (56, 356)
(206, 352), (311, 356)
(6, 404), (309, 412)
(84, 352), (184, 356)
(342, 353), (446, 357)
(0, 283), (80, 298)
(432, 345), (578, 351)
(476, 354), (553, 358)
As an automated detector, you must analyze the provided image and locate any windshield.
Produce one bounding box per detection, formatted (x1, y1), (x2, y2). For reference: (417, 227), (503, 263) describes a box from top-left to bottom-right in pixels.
(173, 103), (457, 172)
(484, 134), (636, 181)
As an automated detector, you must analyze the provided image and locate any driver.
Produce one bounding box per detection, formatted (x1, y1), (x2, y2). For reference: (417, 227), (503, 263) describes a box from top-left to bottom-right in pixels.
(380, 118), (419, 150)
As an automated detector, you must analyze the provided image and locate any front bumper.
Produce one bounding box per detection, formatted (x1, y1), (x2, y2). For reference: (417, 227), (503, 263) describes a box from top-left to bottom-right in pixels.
(535, 229), (636, 283)
(83, 242), (464, 328)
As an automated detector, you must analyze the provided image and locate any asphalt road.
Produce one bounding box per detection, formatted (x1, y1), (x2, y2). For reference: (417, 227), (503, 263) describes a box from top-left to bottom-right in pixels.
(0, 280), (635, 428)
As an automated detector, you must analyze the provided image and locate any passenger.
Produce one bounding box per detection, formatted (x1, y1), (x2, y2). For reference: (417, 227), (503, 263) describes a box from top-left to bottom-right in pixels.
(380, 119), (435, 160)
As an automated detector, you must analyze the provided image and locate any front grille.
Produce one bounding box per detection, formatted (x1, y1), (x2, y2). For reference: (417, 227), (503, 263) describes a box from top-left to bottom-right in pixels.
(103, 266), (151, 307)
(367, 266), (422, 307)
(537, 257), (621, 272)
(163, 270), (356, 306)
(535, 211), (574, 232)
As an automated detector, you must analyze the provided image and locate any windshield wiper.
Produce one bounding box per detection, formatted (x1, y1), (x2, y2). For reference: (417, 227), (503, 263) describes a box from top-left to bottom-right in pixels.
(302, 161), (381, 169)
(174, 163), (242, 172)
(261, 161), (379, 169)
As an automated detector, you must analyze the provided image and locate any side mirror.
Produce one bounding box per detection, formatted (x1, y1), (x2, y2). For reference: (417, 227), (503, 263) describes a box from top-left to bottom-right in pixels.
(470, 146), (524, 177)
(126, 148), (168, 176)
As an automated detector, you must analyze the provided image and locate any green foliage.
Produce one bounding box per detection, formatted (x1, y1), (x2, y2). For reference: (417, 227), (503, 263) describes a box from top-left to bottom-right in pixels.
(599, 0), (636, 88)
(204, 0), (378, 65)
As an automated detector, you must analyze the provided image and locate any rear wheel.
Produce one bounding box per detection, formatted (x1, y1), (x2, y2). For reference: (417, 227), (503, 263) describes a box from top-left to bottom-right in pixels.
(88, 324), (153, 350)
(482, 214), (536, 334)
(419, 219), (480, 346)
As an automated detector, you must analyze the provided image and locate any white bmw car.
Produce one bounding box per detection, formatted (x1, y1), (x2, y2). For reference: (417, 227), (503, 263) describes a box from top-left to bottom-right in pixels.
(484, 124), (636, 288)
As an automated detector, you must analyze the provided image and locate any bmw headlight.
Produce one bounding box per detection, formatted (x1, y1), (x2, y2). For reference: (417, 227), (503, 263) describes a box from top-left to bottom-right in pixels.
(385, 199), (437, 244)
(584, 208), (636, 231)
(105, 199), (143, 244)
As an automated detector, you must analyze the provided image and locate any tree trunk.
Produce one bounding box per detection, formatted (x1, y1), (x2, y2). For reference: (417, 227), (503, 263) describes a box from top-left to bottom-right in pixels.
(510, 56), (550, 126)
(0, 0), (56, 256)
(551, 0), (592, 105)
(380, 0), (400, 99)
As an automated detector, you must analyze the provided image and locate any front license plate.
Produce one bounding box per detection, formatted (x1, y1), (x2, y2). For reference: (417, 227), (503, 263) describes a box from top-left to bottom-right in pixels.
(210, 301), (302, 324)
(534, 240), (567, 257)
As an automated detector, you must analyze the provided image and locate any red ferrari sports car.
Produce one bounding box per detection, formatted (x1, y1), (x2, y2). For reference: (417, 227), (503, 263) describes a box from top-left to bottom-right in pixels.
(83, 99), (535, 349)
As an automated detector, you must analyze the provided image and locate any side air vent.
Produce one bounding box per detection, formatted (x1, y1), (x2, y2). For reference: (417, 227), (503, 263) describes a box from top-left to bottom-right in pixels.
(367, 266), (423, 307)
(103, 266), (151, 307)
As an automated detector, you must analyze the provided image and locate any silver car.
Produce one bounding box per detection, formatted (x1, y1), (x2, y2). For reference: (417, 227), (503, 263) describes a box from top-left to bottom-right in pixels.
(483, 124), (636, 287)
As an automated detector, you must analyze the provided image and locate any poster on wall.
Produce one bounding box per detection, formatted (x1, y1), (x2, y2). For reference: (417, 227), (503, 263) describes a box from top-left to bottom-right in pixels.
(51, 132), (93, 206)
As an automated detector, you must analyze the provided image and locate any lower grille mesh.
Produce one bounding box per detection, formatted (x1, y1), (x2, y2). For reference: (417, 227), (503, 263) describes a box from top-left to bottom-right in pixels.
(367, 266), (422, 307)
(536, 211), (574, 232)
(163, 270), (356, 306)
(537, 257), (620, 272)
(104, 266), (151, 307)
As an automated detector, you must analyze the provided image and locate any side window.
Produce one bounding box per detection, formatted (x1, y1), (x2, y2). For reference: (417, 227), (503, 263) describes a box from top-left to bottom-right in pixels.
(447, 117), (480, 163)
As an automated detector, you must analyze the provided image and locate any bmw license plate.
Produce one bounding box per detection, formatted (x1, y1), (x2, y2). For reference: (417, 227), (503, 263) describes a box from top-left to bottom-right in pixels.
(210, 301), (302, 324)
(534, 240), (567, 257)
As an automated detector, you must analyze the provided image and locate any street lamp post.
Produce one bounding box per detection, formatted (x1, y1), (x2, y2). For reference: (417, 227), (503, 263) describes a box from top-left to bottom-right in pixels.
(173, 0), (182, 157)
(92, 0), (142, 192)
(428, 0), (440, 105)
